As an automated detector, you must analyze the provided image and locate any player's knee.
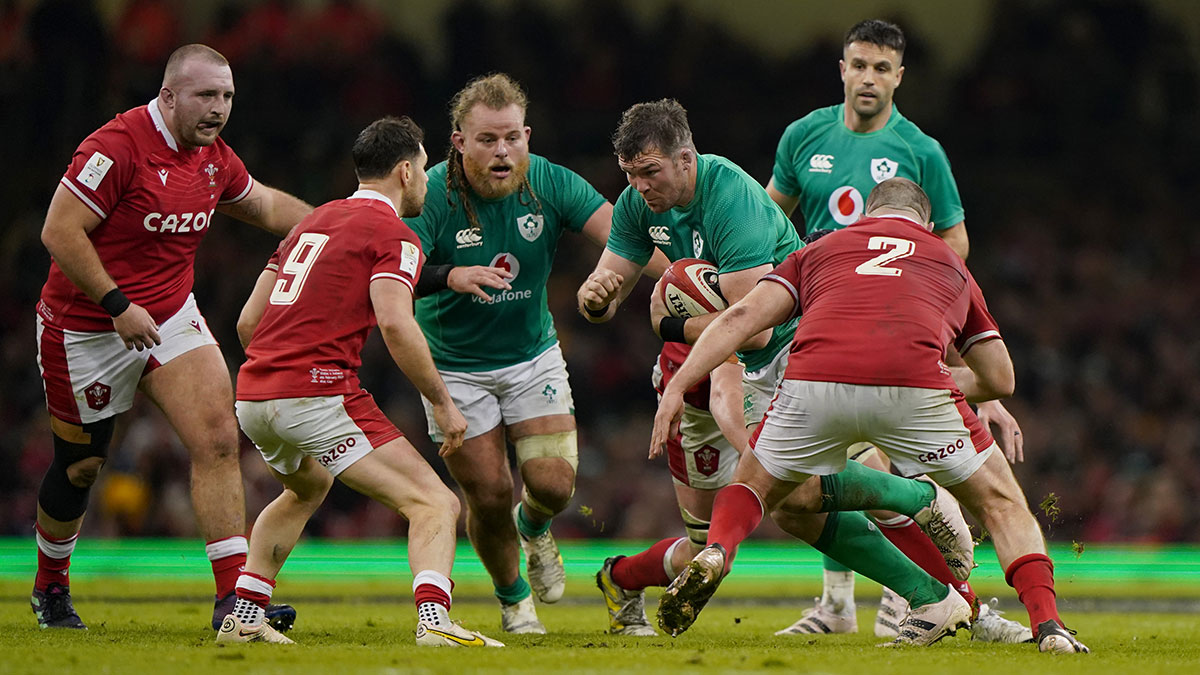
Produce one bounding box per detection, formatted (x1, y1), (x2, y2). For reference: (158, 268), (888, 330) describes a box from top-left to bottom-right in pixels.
(39, 418), (114, 522)
(460, 480), (514, 518)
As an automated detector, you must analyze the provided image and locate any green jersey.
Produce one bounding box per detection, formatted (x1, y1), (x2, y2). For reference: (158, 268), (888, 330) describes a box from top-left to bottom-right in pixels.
(607, 154), (801, 372)
(408, 154), (605, 371)
(771, 104), (964, 233)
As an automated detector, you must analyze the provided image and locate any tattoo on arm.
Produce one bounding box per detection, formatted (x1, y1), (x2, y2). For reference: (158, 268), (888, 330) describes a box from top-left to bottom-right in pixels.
(232, 197), (264, 222)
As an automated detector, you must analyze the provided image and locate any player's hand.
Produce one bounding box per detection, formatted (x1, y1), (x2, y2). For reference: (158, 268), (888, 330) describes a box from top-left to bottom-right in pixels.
(432, 402), (467, 457)
(577, 269), (623, 313)
(448, 265), (513, 301)
(112, 303), (161, 351)
(648, 276), (670, 328)
(649, 389), (684, 460)
(977, 399), (1023, 463)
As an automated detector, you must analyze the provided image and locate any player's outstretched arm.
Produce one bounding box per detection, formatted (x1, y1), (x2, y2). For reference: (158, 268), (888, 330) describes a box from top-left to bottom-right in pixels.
(371, 278), (466, 456)
(951, 338), (1015, 402)
(218, 182), (313, 237)
(765, 178), (800, 218)
(650, 282), (793, 458)
(577, 249), (644, 323)
(578, 202), (670, 280)
(936, 221), (969, 260)
(42, 183), (160, 350)
(237, 269), (276, 349)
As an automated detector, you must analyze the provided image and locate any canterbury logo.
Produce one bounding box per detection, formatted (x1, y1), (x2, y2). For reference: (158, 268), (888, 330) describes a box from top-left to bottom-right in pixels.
(424, 627), (485, 646)
(809, 154), (834, 173)
(648, 226), (671, 245)
(455, 228), (483, 248)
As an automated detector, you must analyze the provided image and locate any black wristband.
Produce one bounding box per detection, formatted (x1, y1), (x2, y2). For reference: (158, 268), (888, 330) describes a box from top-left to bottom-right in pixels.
(414, 264), (453, 297)
(583, 303), (609, 318)
(100, 288), (130, 317)
(659, 316), (688, 343)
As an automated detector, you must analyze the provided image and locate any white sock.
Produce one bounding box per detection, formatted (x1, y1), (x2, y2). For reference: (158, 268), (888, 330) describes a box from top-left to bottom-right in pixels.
(821, 570), (856, 616)
(233, 597), (265, 627)
(417, 601), (451, 626)
(662, 537), (688, 579)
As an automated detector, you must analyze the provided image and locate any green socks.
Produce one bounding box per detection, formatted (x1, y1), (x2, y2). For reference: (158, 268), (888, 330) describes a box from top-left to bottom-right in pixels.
(819, 461), (935, 516)
(516, 503), (551, 539)
(494, 575), (532, 604)
(812, 511), (947, 608)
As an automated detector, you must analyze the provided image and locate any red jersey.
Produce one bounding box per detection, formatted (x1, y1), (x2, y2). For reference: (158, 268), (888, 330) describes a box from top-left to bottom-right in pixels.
(39, 100), (254, 331)
(236, 191), (424, 400)
(763, 215), (1000, 389)
(656, 342), (712, 411)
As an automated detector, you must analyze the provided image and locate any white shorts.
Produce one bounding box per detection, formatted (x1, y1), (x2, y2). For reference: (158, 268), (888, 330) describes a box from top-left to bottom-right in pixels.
(751, 379), (996, 487)
(37, 294), (218, 424)
(666, 404), (739, 489)
(236, 390), (403, 476)
(741, 345), (789, 427)
(423, 343), (575, 442)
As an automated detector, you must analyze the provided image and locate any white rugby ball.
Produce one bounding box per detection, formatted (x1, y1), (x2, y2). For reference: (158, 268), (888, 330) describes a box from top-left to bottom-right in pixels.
(660, 258), (727, 319)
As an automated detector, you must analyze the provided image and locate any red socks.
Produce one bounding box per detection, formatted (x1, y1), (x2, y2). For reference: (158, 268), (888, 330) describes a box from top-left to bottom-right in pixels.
(206, 536), (249, 599)
(1006, 553), (1060, 628)
(707, 484), (765, 554)
(612, 538), (682, 590)
(235, 571), (275, 609)
(34, 523), (77, 591)
(876, 516), (977, 607)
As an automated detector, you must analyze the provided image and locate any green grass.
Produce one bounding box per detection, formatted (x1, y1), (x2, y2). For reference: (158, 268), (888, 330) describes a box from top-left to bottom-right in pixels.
(2, 539), (1199, 673)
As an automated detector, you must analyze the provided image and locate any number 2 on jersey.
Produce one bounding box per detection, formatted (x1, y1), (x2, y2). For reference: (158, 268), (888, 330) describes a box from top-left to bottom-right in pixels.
(855, 236), (914, 277)
(270, 232), (329, 305)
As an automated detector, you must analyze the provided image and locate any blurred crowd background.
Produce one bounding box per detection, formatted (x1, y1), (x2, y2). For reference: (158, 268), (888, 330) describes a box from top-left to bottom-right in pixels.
(1, 0), (1197, 545)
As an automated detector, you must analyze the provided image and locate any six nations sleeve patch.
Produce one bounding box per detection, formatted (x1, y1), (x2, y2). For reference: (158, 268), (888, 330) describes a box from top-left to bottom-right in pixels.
(77, 151), (114, 190)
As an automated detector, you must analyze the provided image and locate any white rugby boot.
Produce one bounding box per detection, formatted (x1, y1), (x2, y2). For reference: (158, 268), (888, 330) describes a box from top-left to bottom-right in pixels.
(1036, 620), (1090, 654)
(775, 598), (858, 636)
(874, 587), (910, 638)
(879, 585), (971, 647)
(500, 595), (547, 634)
(215, 614), (295, 644)
(514, 504), (566, 603)
(415, 620), (504, 647)
(596, 556), (657, 636)
(912, 476), (975, 581)
(971, 598), (1034, 643)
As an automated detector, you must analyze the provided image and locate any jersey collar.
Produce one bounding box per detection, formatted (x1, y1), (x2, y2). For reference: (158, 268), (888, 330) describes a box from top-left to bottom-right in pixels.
(349, 189), (398, 216)
(147, 98), (180, 151)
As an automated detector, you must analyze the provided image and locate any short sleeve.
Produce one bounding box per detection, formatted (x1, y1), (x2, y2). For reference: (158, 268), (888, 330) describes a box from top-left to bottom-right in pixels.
(955, 273), (1000, 354)
(264, 246), (281, 272)
(542, 160), (606, 232)
(605, 188), (654, 266)
(770, 119), (804, 197)
(217, 143), (254, 204)
(760, 249), (804, 321)
(369, 223), (425, 294)
(919, 139), (965, 231)
(705, 178), (781, 274)
(59, 129), (136, 220)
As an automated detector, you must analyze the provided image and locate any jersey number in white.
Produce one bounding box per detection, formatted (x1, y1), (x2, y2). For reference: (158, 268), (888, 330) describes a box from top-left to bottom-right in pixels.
(270, 232), (329, 305)
(854, 236), (915, 277)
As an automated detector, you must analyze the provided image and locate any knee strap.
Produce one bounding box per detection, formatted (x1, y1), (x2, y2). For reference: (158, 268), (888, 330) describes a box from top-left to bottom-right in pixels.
(38, 417), (114, 522)
(514, 431), (578, 471)
(679, 505), (711, 548)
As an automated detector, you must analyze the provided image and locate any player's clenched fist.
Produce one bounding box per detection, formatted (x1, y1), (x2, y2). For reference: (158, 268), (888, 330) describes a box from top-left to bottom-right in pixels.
(576, 269), (624, 318)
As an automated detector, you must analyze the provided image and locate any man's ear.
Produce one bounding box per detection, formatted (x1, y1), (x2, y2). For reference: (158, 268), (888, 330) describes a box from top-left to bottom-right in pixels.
(451, 130), (466, 153)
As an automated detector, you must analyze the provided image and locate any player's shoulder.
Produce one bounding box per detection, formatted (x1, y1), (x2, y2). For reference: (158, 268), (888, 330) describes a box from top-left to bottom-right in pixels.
(80, 105), (152, 157)
(782, 105), (842, 140)
(700, 153), (755, 184)
(887, 108), (947, 154)
(527, 152), (585, 185)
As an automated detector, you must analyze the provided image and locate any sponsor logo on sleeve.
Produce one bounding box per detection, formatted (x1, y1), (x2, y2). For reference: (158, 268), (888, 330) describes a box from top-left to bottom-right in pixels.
(649, 225), (671, 246)
(516, 213), (544, 242)
(77, 152), (114, 190)
(400, 241), (419, 276)
(808, 154), (834, 173)
(870, 157), (898, 183)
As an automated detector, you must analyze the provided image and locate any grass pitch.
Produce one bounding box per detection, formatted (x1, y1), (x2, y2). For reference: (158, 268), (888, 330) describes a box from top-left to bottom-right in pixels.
(2, 539), (1198, 674)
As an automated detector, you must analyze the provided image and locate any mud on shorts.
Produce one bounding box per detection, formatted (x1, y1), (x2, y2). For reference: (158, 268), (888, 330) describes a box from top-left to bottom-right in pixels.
(751, 379), (996, 487)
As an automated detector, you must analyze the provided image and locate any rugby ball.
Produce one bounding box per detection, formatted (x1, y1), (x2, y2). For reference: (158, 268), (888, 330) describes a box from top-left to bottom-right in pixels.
(660, 258), (727, 319)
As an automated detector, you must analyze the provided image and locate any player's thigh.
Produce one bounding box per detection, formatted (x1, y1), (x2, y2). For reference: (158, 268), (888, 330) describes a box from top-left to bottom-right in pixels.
(140, 345), (236, 453)
(496, 344), (576, 429)
(750, 379), (857, 485)
(271, 456), (334, 504)
(338, 436), (456, 513)
(864, 386), (994, 487)
(421, 368), (501, 443)
(37, 315), (149, 425)
(945, 445), (1027, 515)
(441, 424), (514, 500)
(667, 405), (738, 491)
